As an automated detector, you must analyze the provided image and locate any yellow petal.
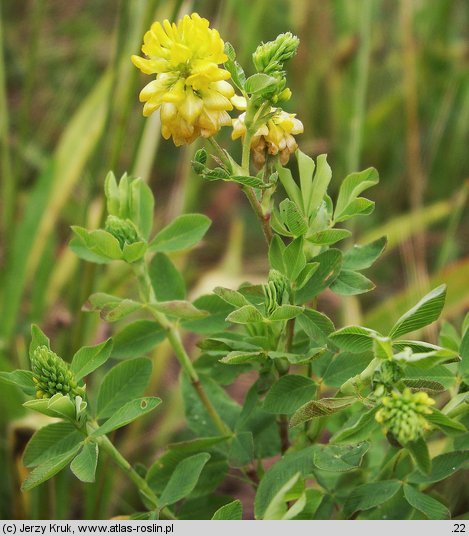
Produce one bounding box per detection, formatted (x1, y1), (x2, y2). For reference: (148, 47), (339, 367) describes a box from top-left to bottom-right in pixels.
(255, 124), (269, 137)
(143, 101), (159, 117)
(139, 80), (162, 102)
(161, 124), (172, 140)
(217, 111), (232, 126)
(212, 80), (235, 98)
(179, 89), (203, 123)
(162, 80), (186, 103)
(131, 55), (160, 75)
(231, 95), (247, 111)
(160, 103), (177, 122)
(200, 90), (232, 111)
(291, 118), (304, 134)
(171, 43), (193, 64)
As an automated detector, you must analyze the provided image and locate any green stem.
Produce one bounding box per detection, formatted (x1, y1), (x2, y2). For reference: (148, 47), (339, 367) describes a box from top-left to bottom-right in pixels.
(84, 419), (175, 518)
(241, 130), (253, 173)
(240, 110), (273, 244)
(243, 185), (273, 244)
(98, 435), (157, 505)
(133, 261), (230, 435)
(97, 435), (176, 520)
(277, 318), (294, 453)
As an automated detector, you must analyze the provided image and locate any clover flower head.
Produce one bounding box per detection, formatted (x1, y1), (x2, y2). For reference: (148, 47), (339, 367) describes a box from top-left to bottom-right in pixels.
(105, 215), (140, 249)
(375, 388), (435, 445)
(131, 13), (235, 145)
(31, 346), (84, 400)
(232, 108), (303, 168)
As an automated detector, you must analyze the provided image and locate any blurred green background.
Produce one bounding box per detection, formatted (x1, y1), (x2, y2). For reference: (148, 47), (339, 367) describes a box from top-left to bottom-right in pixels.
(0, 0), (468, 520)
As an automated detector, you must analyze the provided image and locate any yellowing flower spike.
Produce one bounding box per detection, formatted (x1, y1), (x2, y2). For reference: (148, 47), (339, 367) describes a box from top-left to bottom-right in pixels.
(132, 13), (235, 146)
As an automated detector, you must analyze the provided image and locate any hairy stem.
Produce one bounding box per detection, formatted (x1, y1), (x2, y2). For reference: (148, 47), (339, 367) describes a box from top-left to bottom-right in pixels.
(133, 261), (230, 435)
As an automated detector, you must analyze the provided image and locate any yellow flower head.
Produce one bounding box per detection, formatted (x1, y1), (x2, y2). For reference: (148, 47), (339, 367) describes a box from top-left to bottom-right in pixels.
(232, 108), (303, 168)
(132, 13), (235, 146)
(375, 388), (435, 445)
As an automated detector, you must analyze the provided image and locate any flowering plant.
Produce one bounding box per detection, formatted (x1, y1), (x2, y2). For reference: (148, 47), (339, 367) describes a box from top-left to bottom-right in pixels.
(3, 12), (469, 521)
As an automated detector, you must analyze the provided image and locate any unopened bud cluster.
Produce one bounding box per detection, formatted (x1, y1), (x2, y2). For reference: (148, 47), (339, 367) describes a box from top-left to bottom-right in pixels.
(105, 215), (140, 248)
(375, 388), (434, 445)
(31, 346), (84, 399)
(263, 269), (290, 315)
(253, 32), (299, 77)
(372, 360), (404, 398)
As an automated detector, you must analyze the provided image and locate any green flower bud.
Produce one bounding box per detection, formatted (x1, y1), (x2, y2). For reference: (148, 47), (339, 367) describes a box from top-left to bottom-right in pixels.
(105, 215), (140, 248)
(375, 388), (434, 445)
(274, 357), (290, 376)
(372, 360), (404, 395)
(373, 384), (385, 398)
(31, 346), (84, 400)
(253, 32), (300, 76)
(263, 269), (290, 315)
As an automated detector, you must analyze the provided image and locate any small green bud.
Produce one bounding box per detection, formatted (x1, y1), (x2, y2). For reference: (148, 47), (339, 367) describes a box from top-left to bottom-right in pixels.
(263, 269), (290, 315)
(372, 360), (404, 395)
(105, 215), (140, 249)
(31, 346), (84, 400)
(274, 357), (290, 376)
(253, 32), (300, 76)
(374, 384), (386, 398)
(375, 388), (434, 445)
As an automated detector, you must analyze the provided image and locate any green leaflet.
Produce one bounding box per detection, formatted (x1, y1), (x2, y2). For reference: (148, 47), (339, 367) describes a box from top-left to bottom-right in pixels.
(23, 423), (82, 468)
(96, 358), (152, 420)
(407, 451), (469, 484)
(343, 480), (401, 518)
(70, 443), (99, 483)
(70, 339), (113, 381)
(149, 214), (211, 253)
(263, 375), (317, 414)
(92, 397), (162, 436)
(334, 167), (379, 223)
(212, 500), (243, 520)
(389, 285), (447, 339)
(157, 453), (211, 509)
(313, 442), (369, 472)
(112, 320), (166, 359)
(290, 397), (356, 427)
(22, 444), (82, 491)
(254, 447), (315, 519)
(150, 253), (186, 301)
(403, 484), (450, 520)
